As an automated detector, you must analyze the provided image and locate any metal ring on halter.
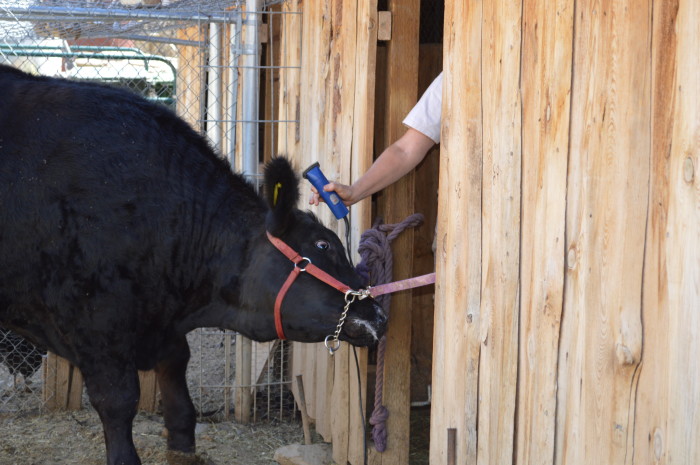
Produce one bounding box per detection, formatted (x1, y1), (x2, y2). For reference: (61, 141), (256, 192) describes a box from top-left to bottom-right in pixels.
(324, 335), (340, 354)
(295, 257), (311, 272)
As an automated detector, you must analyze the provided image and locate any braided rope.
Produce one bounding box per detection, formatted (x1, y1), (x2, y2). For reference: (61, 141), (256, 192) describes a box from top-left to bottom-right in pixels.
(356, 213), (424, 452)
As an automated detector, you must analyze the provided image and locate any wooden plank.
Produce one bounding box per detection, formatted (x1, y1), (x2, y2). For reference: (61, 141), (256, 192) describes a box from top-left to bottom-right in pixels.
(42, 352), (57, 409)
(630, 1), (676, 463)
(347, 1), (377, 463)
(276, 0), (302, 158)
(350, 0), (379, 268)
(430, 1), (483, 464)
(377, 11), (392, 41)
(294, 375), (313, 444)
(288, 0), (377, 460)
(55, 356), (72, 410)
(43, 353), (83, 411)
(303, 344), (318, 422)
(66, 361), (83, 410)
(262, 4), (282, 163)
(331, 346), (351, 465)
(634, 1), (699, 464)
(516, 0), (573, 464)
(315, 346), (333, 441)
(410, 44), (441, 405)
(137, 370), (158, 412)
(325, 2), (359, 460)
(251, 341), (278, 385)
(375, 1), (420, 463)
(477, 1), (522, 463)
(557, 1), (650, 464)
(296, 0), (333, 441)
(655, 0), (700, 459)
(279, 0), (305, 423)
(630, 1), (674, 461)
(235, 336), (252, 423)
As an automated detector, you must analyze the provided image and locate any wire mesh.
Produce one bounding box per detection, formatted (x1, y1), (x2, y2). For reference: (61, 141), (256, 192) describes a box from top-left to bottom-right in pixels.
(0, 0), (300, 423)
(0, 329), (46, 415)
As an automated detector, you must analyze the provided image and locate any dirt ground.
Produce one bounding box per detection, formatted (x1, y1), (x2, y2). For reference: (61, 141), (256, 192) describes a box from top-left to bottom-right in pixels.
(0, 408), (304, 465)
(0, 329), (430, 465)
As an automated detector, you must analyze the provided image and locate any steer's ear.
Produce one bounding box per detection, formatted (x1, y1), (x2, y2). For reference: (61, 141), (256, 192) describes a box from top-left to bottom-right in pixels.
(264, 156), (300, 236)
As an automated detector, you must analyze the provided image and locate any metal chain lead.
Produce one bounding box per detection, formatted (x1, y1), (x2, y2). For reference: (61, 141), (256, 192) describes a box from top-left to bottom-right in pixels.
(324, 291), (362, 355)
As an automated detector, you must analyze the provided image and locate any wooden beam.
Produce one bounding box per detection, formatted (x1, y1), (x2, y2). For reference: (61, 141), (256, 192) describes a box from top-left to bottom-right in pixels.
(635, 0), (700, 463)
(137, 371), (158, 412)
(516, 0), (573, 463)
(347, 1), (378, 463)
(42, 353), (83, 411)
(431, 0), (483, 464)
(410, 44), (441, 405)
(477, 0), (522, 463)
(377, 11), (392, 41)
(235, 336), (252, 423)
(276, 0), (302, 158)
(557, 0), (650, 463)
(375, 1), (420, 463)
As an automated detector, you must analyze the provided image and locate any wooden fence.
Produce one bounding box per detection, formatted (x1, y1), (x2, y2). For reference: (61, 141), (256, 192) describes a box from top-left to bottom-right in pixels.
(431, 1), (699, 464)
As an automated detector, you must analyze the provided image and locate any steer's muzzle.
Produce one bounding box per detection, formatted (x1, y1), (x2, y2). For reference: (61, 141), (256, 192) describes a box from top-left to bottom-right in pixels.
(340, 300), (387, 347)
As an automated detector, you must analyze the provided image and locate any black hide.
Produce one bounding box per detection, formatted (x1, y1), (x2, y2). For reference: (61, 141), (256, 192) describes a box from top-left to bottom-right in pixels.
(0, 64), (386, 465)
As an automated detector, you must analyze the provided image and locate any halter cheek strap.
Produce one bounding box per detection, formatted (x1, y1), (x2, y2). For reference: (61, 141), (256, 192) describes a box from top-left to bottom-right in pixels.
(266, 231), (353, 340)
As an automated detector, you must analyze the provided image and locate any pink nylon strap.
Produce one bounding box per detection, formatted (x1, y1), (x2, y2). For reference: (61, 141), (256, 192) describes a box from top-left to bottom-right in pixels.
(368, 272), (436, 297)
(266, 232), (353, 340)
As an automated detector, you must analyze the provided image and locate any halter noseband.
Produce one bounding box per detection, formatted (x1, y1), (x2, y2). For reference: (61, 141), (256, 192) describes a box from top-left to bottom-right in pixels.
(266, 231), (357, 341)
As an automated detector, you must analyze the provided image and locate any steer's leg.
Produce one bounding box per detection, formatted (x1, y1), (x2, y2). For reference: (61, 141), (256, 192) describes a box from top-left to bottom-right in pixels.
(82, 363), (141, 465)
(155, 336), (197, 461)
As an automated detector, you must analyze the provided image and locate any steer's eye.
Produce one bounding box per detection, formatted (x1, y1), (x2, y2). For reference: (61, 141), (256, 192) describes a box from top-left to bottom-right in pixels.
(315, 240), (330, 250)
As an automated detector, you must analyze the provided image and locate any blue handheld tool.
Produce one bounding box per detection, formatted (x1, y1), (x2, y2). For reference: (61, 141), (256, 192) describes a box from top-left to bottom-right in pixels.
(303, 162), (349, 220)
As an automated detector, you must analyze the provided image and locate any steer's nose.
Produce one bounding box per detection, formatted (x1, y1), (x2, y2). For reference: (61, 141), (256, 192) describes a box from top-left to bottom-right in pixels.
(372, 302), (388, 338)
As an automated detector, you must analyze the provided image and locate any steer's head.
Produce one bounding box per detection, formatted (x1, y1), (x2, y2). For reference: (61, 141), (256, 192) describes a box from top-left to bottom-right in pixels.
(239, 157), (387, 346)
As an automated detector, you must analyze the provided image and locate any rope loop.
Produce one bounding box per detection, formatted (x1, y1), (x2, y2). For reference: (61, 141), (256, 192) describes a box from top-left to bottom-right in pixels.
(356, 213), (424, 452)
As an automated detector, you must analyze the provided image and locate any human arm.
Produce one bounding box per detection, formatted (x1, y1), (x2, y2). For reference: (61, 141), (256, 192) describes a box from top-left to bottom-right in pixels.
(308, 127), (436, 206)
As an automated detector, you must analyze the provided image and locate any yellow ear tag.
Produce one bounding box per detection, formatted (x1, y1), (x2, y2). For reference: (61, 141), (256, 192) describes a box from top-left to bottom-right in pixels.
(273, 182), (282, 206)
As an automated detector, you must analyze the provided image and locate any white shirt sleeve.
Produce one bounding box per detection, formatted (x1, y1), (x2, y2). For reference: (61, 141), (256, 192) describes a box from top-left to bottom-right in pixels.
(402, 72), (443, 144)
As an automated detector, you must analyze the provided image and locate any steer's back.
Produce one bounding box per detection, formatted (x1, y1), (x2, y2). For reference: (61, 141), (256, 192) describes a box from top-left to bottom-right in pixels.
(0, 65), (263, 358)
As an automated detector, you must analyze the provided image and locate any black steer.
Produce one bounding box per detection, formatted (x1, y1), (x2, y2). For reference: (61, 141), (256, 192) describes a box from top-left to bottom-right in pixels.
(0, 64), (386, 465)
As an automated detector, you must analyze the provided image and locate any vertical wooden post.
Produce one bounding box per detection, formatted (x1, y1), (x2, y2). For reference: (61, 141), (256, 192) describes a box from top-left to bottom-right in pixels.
(137, 371), (158, 412)
(635, 0), (700, 464)
(276, 0), (302, 159)
(431, 1), (482, 464)
(557, 1), (650, 464)
(262, 3), (282, 163)
(292, 0), (378, 461)
(235, 336), (252, 423)
(476, 1), (523, 463)
(295, 375), (313, 445)
(43, 353), (83, 411)
(375, 1), (420, 463)
(517, 0), (573, 463)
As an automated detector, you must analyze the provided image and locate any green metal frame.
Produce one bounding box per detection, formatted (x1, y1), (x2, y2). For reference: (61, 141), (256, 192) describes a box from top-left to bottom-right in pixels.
(0, 44), (177, 106)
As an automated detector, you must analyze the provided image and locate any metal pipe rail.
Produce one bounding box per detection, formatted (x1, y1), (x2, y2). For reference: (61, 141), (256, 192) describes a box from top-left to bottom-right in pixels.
(0, 5), (243, 24)
(0, 47), (177, 105)
(0, 46), (177, 80)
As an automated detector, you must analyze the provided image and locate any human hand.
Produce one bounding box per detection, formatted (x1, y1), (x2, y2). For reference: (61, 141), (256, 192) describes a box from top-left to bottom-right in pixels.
(308, 181), (354, 206)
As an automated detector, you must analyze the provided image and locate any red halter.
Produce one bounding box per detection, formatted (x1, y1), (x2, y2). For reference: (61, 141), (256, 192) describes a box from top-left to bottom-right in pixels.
(266, 231), (353, 340)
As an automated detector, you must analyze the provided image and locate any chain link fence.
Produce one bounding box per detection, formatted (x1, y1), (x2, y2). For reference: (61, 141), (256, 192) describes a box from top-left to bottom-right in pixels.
(0, 0), (299, 422)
